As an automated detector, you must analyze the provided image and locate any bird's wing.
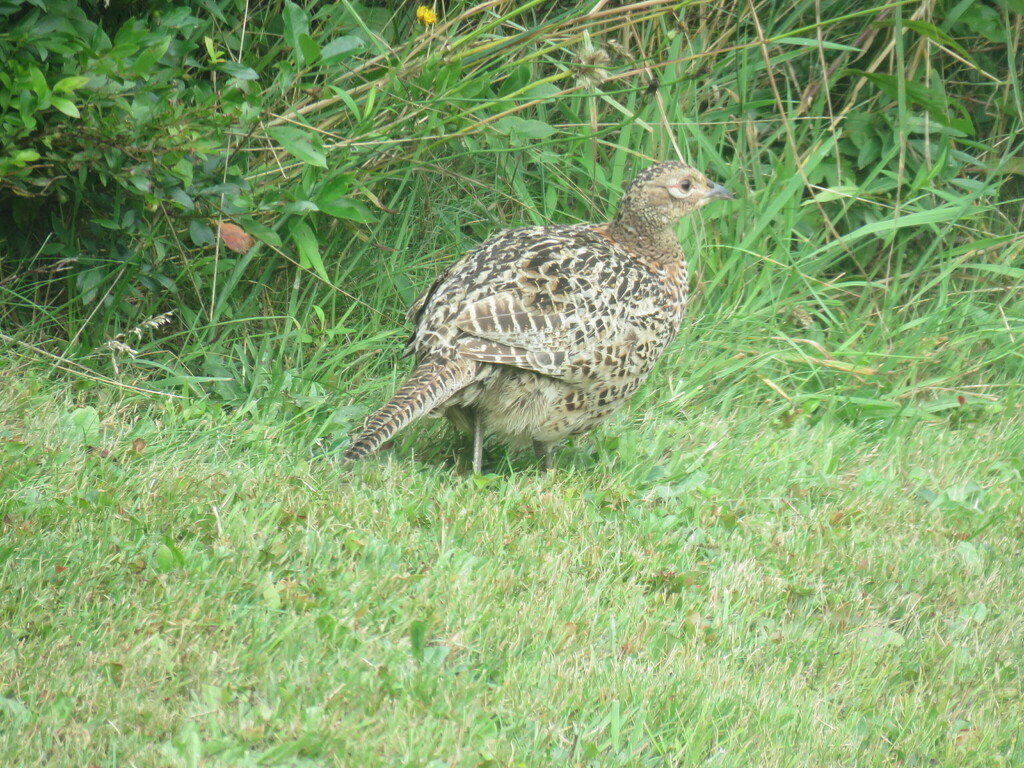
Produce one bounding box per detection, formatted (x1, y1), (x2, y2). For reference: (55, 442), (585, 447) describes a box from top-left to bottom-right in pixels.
(453, 292), (569, 377)
(407, 261), (456, 326)
(414, 227), (658, 380)
(453, 287), (616, 380)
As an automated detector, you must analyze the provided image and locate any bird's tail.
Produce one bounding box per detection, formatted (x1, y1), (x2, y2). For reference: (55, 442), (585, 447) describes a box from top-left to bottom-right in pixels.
(344, 357), (476, 462)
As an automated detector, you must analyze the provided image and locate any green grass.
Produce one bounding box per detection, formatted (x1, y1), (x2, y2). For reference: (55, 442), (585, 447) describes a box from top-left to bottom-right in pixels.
(3, 0), (1024, 765)
(2, 348), (1022, 766)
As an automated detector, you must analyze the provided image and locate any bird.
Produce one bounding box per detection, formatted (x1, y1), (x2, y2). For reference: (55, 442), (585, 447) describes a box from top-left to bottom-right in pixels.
(344, 160), (734, 473)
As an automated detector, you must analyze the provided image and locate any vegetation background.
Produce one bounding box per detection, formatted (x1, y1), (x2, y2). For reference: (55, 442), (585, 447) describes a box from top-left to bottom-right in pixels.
(1, 0), (1022, 765)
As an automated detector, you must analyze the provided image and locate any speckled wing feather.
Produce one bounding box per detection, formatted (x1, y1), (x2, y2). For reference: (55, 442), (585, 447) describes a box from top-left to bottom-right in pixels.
(453, 292), (572, 376)
(409, 226), (657, 381)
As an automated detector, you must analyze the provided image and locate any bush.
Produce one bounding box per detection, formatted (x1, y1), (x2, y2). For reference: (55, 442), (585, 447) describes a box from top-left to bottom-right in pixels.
(0, 0), (250, 338)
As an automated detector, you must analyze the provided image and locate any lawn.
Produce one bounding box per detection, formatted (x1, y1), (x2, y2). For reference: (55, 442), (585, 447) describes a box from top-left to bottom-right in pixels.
(2, 337), (1021, 766)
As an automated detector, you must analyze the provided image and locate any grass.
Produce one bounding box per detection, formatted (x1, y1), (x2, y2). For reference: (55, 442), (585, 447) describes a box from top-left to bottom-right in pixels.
(3, 0), (1024, 765)
(2, 338), (1022, 766)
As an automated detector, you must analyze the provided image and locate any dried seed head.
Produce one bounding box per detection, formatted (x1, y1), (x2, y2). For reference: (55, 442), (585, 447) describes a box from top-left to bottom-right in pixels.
(575, 45), (611, 89)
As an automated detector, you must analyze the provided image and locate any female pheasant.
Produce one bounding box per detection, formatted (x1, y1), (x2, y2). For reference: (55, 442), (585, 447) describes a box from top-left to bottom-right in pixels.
(344, 161), (733, 472)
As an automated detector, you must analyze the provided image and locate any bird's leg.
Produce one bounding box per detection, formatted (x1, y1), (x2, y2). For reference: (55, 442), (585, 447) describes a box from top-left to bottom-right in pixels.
(533, 440), (553, 471)
(472, 409), (484, 475)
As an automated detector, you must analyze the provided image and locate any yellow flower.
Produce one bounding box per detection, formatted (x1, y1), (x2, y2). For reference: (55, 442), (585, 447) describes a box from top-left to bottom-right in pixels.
(416, 6), (438, 25)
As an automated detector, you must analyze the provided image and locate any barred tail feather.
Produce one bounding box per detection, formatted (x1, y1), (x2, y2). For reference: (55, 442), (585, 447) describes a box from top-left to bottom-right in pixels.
(344, 358), (476, 462)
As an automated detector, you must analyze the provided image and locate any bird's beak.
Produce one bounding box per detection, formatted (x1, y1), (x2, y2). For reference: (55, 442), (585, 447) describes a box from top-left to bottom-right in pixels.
(705, 181), (735, 201)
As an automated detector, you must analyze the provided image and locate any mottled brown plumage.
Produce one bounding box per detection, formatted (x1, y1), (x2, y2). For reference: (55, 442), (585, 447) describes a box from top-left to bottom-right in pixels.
(345, 161), (733, 472)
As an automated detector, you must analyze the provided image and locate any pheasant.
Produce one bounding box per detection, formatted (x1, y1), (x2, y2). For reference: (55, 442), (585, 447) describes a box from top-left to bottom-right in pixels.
(344, 161), (733, 472)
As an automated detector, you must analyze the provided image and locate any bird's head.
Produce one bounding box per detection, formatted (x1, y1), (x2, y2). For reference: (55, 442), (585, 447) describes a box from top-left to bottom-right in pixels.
(612, 160), (734, 237)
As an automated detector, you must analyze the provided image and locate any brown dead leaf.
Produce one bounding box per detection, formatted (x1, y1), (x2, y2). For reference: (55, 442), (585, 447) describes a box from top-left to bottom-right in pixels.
(218, 221), (255, 254)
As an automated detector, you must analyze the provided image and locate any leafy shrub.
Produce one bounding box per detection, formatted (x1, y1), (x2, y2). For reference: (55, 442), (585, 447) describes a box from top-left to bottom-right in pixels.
(0, 0), (251, 338)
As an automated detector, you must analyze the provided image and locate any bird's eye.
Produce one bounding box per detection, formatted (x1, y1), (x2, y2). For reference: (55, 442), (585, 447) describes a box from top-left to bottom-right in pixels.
(666, 179), (693, 200)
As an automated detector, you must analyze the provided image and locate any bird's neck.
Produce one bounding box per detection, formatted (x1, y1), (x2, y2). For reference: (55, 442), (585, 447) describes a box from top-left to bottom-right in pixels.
(604, 220), (687, 270)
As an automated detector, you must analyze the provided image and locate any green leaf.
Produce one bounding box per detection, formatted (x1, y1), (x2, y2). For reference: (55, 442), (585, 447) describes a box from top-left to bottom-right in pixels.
(28, 66), (49, 98)
(523, 83), (561, 99)
(168, 188), (194, 210)
(291, 220), (330, 282)
(50, 97), (80, 118)
(161, 7), (197, 28)
(267, 126), (327, 168)
(902, 20), (970, 58)
(283, 1), (310, 62)
(493, 116), (556, 141)
(775, 36), (862, 52)
(317, 196), (375, 223)
(841, 70), (974, 136)
(0, 697), (29, 724)
(133, 38), (172, 75)
(17, 92), (38, 131)
(316, 175), (351, 200)
(154, 544), (176, 572)
(155, 538), (185, 572)
(52, 76), (90, 94)
(203, 36), (224, 64)
(991, 156), (1024, 176)
(957, 2), (1006, 43)
(218, 62), (259, 80)
(236, 219), (282, 248)
(312, 304), (326, 328)
(171, 158), (194, 187)
(10, 149), (41, 166)
(298, 33), (320, 66)
(806, 185), (861, 204)
(62, 406), (100, 442)
(281, 200), (320, 214)
(46, 694), (74, 723)
(190, 219), (215, 245)
(262, 581), (282, 609)
(321, 35), (364, 63)
(256, 734), (326, 763)
(961, 263), (1024, 280)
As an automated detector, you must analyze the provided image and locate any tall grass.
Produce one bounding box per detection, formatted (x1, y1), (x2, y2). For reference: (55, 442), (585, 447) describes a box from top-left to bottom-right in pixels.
(1, 0), (1021, 441)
